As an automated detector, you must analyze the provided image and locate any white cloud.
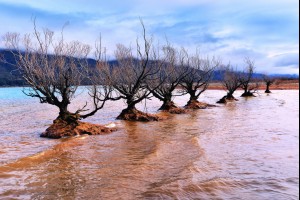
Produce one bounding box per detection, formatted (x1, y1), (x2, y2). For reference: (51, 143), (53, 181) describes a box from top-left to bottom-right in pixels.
(0, 0), (298, 74)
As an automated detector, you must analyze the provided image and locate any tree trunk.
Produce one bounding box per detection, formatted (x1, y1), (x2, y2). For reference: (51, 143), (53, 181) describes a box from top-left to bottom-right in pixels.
(41, 104), (115, 139)
(241, 90), (255, 97)
(265, 83), (271, 93)
(189, 90), (197, 100)
(243, 86), (248, 94)
(116, 99), (160, 121)
(157, 100), (184, 114)
(185, 90), (198, 106)
(58, 105), (68, 119)
(159, 94), (176, 111)
(241, 85), (255, 97)
(116, 106), (160, 121)
(159, 100), (176, 110)
(185, 90), (215, 109)
(57, 105), (79, 124)
(241, 91), (255, 97)
(187, 94), (198, 106)
(226, 92), (235, 100)
(217, 92), (238, 104)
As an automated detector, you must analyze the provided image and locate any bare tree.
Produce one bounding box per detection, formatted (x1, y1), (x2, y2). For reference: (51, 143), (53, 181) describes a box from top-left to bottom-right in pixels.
(263, 75), (275, 93)
(149, 45), (188, 113)
(240, 58), (259, 97)
(217, 64), (242, 103)
(2, 22), (114, 138)
(180, 50), (218, 109)
(82, 36), (118, 118)
(111, 22), (161, 121)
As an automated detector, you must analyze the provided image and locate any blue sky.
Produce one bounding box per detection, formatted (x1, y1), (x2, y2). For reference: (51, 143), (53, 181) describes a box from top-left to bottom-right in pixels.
(0, 0), (298, 74)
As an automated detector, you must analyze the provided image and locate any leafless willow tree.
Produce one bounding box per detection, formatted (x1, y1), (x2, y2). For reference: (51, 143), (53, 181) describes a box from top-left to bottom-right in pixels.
(2, 23), (112, 125)
(149, 46), (188, 113)
(180, 50), (218, 108)
(240, 58), (259, 97)
(263, 75), (275, 93)
(110, 22), (162, 121)
(83, 37), (119, 118)
(217, 64), (242, 103)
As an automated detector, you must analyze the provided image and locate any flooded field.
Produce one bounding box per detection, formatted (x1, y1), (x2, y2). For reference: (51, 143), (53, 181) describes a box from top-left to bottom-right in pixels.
(0, 87), (299, 199)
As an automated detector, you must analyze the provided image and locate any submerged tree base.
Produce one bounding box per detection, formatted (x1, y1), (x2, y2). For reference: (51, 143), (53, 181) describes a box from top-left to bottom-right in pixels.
(265, 90), (271, 93)
(166, 107), (186, 114)
(216, 96), (238, 104)
(159, 101), (186, 114)
(116, 108), (160, 121)
(241, 91), (256, 97)
(40, 119), (116, 139)
(185, 100), (216, 109)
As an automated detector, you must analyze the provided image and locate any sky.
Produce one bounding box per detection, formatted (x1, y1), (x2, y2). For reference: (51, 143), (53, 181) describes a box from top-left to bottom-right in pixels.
(0, 0), (299, 74)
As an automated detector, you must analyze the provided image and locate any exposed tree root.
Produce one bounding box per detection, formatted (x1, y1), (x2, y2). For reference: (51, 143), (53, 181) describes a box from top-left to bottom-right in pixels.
(185, 100), (216, 109)
(116, 108), (160, 121)
(40, 119), (116, 139)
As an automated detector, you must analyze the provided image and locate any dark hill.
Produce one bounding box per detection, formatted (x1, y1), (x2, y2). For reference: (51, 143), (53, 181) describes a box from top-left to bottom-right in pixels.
(0, 49), (298, 86)
(0, 50), (26, 86)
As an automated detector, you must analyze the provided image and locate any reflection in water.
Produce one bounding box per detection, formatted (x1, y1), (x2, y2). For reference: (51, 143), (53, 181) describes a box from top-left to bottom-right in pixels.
(0, 89), (299, 199)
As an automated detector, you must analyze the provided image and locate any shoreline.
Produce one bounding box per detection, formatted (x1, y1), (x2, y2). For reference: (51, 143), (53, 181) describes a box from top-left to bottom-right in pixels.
(207, 80), (299, 90)
(0, 80), (298, 90)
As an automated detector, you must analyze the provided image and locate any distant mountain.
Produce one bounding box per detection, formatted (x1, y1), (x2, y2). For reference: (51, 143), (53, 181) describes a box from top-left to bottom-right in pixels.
(0, 50), (26, 86)
(0, 49), (298, 86)
(0, 50), (122, 86)
(269, 74), (299, 79)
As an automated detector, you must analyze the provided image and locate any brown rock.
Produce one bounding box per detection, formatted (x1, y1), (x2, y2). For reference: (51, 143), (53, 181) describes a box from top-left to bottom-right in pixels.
(40, 119), (116, 139)
(159, 101), (186, 114)
(116, 108), (161, 121)
(216, 96), (238, 104)
(185, 100), (216, 109)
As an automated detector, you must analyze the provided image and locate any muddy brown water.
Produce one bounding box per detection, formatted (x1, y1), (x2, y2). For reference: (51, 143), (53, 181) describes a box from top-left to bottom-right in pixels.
(0, 88), (299, 199)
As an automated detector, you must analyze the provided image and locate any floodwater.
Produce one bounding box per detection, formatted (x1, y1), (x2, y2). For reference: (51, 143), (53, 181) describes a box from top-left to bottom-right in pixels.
(0, 87), (299, 199)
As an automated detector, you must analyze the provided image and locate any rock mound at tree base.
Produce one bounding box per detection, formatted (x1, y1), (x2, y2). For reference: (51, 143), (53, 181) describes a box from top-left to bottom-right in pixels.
(40, 119), (116, 139)
(159, 101), (186, 114)
(216, 96), (238, 104)
(116, 108), (161, 121)
(185, 100), (216, 109)
(241, 92), (256, 97)
(167, 107), (186, 114)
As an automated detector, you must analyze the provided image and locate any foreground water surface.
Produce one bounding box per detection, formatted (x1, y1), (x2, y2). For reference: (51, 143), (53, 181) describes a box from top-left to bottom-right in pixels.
(0, 88), (299, 199)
